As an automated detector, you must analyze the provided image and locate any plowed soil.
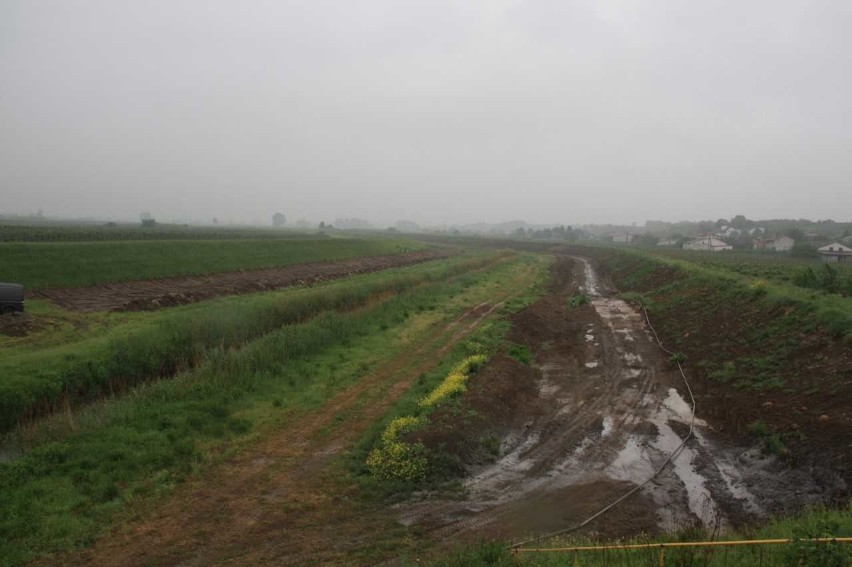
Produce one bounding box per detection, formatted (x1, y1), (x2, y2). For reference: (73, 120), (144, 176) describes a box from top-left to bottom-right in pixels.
(33, 249), (451, 312)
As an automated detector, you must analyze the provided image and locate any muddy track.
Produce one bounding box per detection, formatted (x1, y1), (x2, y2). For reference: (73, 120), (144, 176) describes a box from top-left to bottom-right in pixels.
(43, 263), (541, 567)
(399, 255), (833, 545)
(32, 249), (452, 312)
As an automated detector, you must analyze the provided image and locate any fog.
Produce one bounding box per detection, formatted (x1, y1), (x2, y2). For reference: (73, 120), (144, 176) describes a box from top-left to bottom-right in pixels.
(2, 1), (851, 227)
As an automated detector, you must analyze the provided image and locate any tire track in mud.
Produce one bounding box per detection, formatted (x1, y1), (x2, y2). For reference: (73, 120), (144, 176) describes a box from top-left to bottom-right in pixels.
(45, 262), (541, 567)
(399, 255), (822, 545)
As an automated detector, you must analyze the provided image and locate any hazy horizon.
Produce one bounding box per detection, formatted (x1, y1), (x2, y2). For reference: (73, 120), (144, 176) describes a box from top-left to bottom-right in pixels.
(3, 2), (852, 227)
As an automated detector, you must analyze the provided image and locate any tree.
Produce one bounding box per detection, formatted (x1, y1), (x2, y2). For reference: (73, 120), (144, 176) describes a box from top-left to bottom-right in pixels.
(272, 212), (286, 226)
(636, 233), (659, 246)
(790, 242), (819, 259)
(731, 215), (750, 229)
(785, 228), (805, 242)
(318, 221), (326, 229)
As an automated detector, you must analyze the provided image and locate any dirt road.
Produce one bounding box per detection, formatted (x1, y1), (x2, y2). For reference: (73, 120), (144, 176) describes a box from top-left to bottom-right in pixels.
(400, 255), (830, 543)
(33, 249), (451, 312)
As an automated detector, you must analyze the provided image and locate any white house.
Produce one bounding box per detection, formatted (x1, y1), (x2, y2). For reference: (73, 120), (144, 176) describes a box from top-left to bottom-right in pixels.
(714, 226), (740, 239)
(610, 233), (632, 244)
(683, 237), (732, 252)
(818, 242), (852, 263)
(755, 235), (795, 252)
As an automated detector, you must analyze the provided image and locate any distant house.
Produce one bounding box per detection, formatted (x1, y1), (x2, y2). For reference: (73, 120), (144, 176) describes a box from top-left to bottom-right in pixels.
(657, 238), (679, 247)
(610, 233), (632, 244)
(754, 235), (795, 252)
(683, 237), (732, 252)
(713, 226), (740, 239)
(818, 242), (852, 263)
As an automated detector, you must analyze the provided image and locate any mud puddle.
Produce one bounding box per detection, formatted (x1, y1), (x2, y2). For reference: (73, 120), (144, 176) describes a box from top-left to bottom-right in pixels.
(399, 255), (829, 542)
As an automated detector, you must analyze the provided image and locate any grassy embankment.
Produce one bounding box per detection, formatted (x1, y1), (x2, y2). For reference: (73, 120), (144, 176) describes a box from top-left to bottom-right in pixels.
(0, 236), (423, 289)
(0, 251), (493, 433)
(0, 251), (545, 567)
(580, 245), (852, 364)
(653, 248), (852, 296)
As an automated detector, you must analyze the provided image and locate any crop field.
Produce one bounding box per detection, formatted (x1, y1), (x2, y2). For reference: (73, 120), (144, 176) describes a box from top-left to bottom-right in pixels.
(0, 236), (423, 289)
(0, 222), (320, 242)
(1, 237), (850, 567)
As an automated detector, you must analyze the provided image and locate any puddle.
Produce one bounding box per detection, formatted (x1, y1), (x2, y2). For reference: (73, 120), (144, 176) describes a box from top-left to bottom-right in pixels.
(584, 361), (599, 369)
(576, 257), (602, 296)
(622, 352), (642, 365)
(652, 421), (721, 525)
(607, 437), (655, 481)
(601, 416), (614, 437)
(662, 388), (707, 427)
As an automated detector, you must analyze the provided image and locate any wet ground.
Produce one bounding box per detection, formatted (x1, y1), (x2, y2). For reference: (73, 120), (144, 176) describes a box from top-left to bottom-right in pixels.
(400, 255), (831, 542)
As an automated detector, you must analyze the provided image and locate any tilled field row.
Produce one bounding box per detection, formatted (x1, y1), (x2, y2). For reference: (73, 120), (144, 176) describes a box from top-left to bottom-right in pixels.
(33, 249), (452, 312)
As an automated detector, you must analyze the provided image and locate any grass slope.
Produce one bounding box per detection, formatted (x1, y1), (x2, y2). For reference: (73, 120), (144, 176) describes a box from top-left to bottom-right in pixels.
(0, 253), (536, 566)
(0, 254), (499, 432)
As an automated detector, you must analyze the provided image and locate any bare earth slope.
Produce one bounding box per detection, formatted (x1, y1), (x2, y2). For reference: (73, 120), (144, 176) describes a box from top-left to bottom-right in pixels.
(401, 256), (838, 545)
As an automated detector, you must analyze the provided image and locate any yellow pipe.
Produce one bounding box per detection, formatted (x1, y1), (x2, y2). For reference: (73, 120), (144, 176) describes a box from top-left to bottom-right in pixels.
(514, 537), (852, 553)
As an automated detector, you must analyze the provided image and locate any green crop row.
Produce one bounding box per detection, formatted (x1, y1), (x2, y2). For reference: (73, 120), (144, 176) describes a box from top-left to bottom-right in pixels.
(0, 237), (424, 289)
(0, 254), (502, 432)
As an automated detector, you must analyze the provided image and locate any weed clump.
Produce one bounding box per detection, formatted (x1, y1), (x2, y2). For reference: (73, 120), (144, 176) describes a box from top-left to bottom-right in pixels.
(365, 417), (428, 481)
(506, 344), (532, 365)
(419, 355), (486, 408)
(366, 355), (487, 482)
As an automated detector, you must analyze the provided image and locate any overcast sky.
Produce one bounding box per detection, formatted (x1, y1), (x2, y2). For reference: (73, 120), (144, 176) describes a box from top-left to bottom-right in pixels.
(2, 1), (851, 227)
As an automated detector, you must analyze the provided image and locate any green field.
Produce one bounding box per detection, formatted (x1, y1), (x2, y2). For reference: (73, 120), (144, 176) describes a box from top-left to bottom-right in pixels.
(0, 250), (543, 567)
(0, 237), (423, 289)
(0, 223), (320, 242)
(0, 252), (497, 433)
